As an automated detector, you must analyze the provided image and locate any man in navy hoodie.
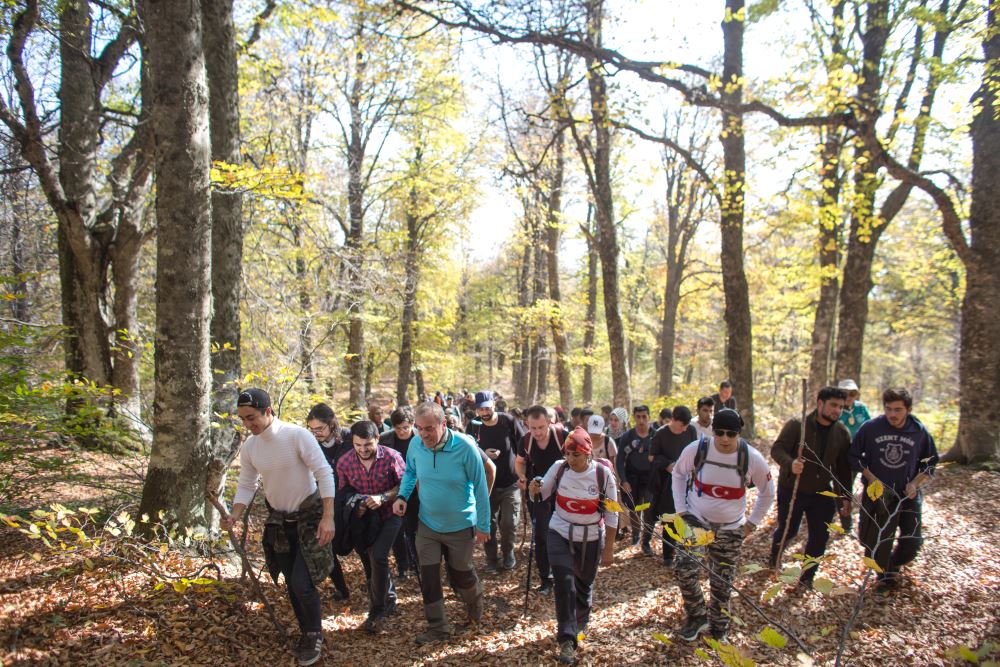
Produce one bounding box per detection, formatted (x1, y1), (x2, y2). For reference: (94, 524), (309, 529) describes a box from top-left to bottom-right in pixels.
(848, 387), (938, 591)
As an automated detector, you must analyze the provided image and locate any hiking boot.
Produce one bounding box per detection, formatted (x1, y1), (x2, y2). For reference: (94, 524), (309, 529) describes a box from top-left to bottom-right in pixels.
(364, 613), (384, 635)
(662, 556), (674, 568)
(710, 627), (729, 644)
(558, 639), (576, 664)
(415, 627), (452, 645)
(295, 631), (323, 666)
(484, 561), (499, 574)
(679, 616), (709, 642)
(383, 600), (398, 617)
(502, 553), (517, 570)
(641, 542), (655, 557)
(331, 588), (349, 602)
(538, 579), (554, 595)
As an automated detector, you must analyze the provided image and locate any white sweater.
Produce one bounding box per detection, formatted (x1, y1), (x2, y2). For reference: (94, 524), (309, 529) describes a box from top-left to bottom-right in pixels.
(233, 418), (336, 512)
(671, 438), (774, 530)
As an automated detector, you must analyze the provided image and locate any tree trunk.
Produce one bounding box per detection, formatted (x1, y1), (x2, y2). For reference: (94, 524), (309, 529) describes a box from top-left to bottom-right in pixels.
(138, 0), (216, 529)
(659, 260), (683, 396)
(584, 0), (630, 408)
(203, 0), (243, 459)
(514, 226), (533, 404)
(294, 224), (315, 391)
(534, 222), (549, 401)
(344, 19), (368, 408)
(396, 202), (419, 404)
(545, 128), (573, 409)
(581, 212), (598, 404)
(952, 4), (1000, 464)
(719, 0), (754, 435)
(808, 128), (844, 399)
(834, 0), (890, 384)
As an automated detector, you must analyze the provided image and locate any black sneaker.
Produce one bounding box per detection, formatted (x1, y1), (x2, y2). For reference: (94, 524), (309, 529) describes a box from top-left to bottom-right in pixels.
(484, 561), (500, 574)
(558, 639), (576, 664)
(641, 542), (655, 557)
(538, 579), (554, 595)
(502, 553), (517, 570)
(415, 627), (452, 645)
(709, 627), (728, 644)
(364, 614), (383, 634)
(679, 616), (709, 642)
(295, 631), (323, 666)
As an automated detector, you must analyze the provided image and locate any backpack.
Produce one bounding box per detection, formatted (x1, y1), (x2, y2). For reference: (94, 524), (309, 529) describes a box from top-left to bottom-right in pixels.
(551, 459), (611, 517)
(687, 434), (751, 497)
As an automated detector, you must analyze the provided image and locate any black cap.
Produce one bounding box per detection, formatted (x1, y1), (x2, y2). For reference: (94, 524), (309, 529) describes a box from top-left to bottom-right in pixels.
(712, 408), (743, 432)
(237, 388), (271, 410)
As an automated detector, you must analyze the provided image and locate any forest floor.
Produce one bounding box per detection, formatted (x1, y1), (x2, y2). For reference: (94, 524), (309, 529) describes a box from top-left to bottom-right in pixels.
(1, 444), (998, 667)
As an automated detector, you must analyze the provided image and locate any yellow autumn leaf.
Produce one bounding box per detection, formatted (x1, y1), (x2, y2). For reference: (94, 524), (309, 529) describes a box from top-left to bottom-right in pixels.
(866, 479), (884, 501)
(634, 502), (651, 512)
(652, 632), (672, 645)
(813, 578), (834, 595)
(693, 528), (716, 546)
(863, 557), (884, 573)
(602, 499), (624, 513)
(759, 626), (788, 649)
(818, 491), (839, 497)
(826, 521), (846, 535)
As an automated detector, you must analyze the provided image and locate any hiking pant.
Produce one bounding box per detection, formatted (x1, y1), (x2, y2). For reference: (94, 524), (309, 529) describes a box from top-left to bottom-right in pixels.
(675, 516), (744, 634)
(859, 491), (923, 577)
(548, 529), (602, 648)
(485, 482), (521, 565)
(415, 521), (483, 632)
(273, 522), (322, 633)
(624, 473), (654, 544)
(527, 496), (554, 582)
(358, 515), (401, 616)
(769, 485), (836, 581)
(329, 553), (349, 597)
(392, 493), (420, 574)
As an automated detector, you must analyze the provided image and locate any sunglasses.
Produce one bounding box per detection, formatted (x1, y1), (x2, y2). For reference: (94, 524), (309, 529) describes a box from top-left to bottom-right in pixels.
(713, 429), (739, 438)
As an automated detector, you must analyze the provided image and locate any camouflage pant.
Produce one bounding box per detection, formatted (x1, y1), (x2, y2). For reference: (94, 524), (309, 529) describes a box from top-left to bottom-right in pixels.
(675, 517), (745, 633)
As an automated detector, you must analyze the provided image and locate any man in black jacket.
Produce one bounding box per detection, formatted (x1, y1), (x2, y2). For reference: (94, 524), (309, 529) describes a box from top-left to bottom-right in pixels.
(768, 386), (852, 586)
(649, 406), (698, 566)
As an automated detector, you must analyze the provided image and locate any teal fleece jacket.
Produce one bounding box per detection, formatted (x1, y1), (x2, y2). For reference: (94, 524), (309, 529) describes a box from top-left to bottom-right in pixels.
(399, 429), (491, 534)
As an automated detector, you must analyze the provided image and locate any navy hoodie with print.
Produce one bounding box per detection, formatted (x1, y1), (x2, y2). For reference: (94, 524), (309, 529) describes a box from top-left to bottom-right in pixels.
(848, 414), (939, 493)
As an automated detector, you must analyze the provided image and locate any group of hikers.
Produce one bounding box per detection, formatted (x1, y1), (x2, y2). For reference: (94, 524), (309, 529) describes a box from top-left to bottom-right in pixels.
(223, 378), (939, 666)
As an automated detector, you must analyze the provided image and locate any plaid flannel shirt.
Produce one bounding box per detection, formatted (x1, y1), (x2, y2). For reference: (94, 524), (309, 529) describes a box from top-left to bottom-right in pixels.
(335, 445), (405, 520)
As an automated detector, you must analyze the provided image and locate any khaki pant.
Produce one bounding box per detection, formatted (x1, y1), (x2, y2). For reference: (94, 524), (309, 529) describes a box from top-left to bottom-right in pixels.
(415, 521), (483, 632)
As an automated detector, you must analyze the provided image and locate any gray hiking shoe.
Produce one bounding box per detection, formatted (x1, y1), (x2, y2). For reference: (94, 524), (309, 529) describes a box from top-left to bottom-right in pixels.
(558, 639), (576, 664)
(415, 627), (452, 645)
(502, 553), (517, 570)
(295, 631), (323, 666)
(680, 616), (709, 642)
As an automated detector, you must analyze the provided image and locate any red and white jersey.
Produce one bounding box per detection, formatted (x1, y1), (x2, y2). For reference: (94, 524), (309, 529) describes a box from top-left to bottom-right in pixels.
(540, 461), (619, 541)
(670, 438), (775, 530)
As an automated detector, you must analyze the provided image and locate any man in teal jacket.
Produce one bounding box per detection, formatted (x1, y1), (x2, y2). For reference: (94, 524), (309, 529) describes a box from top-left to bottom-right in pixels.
(394, 401), (491, 644)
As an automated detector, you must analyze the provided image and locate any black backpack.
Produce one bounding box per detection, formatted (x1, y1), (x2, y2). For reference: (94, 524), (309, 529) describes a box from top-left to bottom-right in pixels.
(687, 434), (751, 497)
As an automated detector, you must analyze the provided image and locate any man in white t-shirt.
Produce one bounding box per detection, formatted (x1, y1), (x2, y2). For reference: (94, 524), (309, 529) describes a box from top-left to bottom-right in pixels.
(223, 389), (335, 667)
(530, 427), (618, 665)
(670, 408), (774, 644)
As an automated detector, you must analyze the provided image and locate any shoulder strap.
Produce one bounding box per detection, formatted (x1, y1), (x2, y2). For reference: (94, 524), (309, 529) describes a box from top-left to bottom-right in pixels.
(687, 434), (708, 495)
(596, 461), (607, 503)
(738, 438), (749, 481)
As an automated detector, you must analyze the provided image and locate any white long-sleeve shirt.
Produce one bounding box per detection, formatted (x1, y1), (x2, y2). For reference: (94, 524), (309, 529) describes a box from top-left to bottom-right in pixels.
(233, 418), (336, 512)
(540, 461), (619, 541)
(671, 438), (774, 530)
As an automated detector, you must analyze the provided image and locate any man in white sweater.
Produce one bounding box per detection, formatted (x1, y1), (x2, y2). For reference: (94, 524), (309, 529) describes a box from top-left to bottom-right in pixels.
(223, 388), (335, 667)
(670, 408), (775, 644)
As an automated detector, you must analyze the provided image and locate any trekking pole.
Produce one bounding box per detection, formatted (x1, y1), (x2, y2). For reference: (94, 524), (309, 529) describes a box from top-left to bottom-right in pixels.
(206, 493), (288, 639)
(522, 484), (539, 617)
(775, 378), (808, 568)
(404, 529), (423, 589)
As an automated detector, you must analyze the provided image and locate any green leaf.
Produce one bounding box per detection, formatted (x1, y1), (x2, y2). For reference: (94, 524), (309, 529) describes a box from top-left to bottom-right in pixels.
(759, 626), (788, 649)
(742, 563), (764, 574)
(652, 632), (672, 645)
(763, 583), (783, 602)
(958, 645), (980, 663)
(813, 578), (834, 595)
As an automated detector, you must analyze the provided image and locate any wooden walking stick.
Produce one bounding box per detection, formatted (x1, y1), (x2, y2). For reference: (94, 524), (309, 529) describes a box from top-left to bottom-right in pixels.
(774, 378), (808, 568)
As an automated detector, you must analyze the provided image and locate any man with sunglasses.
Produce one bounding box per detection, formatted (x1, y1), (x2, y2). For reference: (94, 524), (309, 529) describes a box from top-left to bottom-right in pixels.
(670, 408), (774, 643)
(768, 386), (853, 585)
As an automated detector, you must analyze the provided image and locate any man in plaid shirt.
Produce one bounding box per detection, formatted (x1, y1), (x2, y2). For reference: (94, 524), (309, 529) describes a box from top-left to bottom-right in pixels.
(336, 420), (406, 633)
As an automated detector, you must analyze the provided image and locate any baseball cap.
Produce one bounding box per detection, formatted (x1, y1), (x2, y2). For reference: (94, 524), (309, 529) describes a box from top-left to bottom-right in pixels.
(586, 415), (605, 435)
(838, 379), (860, 392)
(237, 388), (271, 410)
(474, 390), (495, 408)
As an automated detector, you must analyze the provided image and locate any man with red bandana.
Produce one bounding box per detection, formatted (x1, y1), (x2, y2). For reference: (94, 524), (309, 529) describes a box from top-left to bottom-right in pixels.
(529, 427), (619, 665)
(670, 408), (775, 644)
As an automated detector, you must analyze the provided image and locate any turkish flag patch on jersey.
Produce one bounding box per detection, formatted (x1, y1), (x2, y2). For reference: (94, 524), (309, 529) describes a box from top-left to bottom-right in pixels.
(556, 494), (600, 514)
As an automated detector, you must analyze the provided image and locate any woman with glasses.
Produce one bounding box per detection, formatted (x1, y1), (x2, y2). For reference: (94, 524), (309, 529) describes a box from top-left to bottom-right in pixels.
(306, 403), (353, 601)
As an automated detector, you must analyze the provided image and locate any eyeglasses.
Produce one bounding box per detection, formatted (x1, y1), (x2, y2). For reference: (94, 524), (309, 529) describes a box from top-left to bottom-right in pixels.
(309, 425), (330, 434)
(414, 423), (439, 433)
(713, 429), (739, 438)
